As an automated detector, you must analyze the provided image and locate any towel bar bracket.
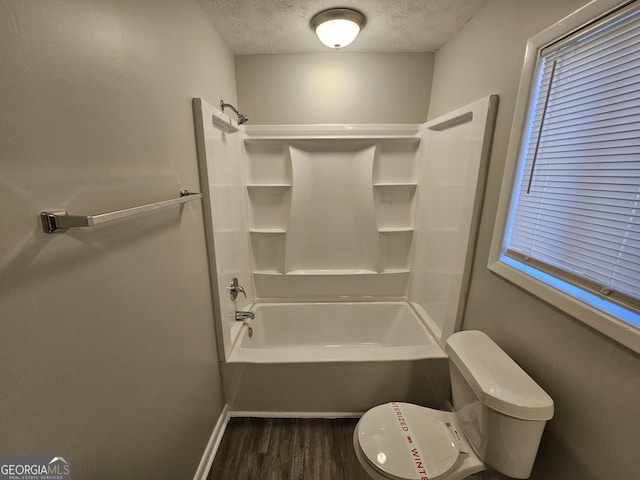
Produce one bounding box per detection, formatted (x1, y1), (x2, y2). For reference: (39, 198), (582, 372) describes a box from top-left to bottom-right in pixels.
(41, 211), (73, 234)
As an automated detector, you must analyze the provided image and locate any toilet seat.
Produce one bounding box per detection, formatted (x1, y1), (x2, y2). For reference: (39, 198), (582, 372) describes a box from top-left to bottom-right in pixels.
(354, 402), (485, 480)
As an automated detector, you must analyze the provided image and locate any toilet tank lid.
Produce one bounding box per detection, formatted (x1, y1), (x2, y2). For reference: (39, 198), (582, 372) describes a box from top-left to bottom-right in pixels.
(446, 331), (554, 421)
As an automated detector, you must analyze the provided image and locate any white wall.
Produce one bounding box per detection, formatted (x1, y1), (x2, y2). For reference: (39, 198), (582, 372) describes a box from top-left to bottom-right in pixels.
(235, 53), (434, 124)
(429, 1), (640, 479)
(0, 0), (236, 478)
(410, 96), (497, 346)
(194, 99), (254, 360)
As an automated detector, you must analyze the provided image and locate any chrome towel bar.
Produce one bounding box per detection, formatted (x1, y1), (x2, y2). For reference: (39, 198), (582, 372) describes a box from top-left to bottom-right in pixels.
(40, 189), (202, 234)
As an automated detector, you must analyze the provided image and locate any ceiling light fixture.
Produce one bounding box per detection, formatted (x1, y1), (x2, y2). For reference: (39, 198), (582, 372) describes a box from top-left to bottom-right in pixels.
(310, 8), (366, 50)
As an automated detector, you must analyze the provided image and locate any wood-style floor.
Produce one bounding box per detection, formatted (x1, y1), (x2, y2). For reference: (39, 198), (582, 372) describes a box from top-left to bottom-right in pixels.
(208, 417), (370, 480)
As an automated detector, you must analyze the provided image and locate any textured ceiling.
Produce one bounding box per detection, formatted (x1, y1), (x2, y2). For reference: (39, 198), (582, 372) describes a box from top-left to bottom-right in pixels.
(197, 0), (487, 54)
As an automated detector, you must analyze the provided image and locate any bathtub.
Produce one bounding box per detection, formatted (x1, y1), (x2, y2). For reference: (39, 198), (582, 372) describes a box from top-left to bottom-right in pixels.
(222, 302), (450, 416)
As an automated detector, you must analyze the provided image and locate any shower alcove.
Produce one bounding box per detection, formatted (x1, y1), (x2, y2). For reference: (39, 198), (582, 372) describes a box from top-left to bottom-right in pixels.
(245, 127), (420, 299)
(193, 96), (498, 415)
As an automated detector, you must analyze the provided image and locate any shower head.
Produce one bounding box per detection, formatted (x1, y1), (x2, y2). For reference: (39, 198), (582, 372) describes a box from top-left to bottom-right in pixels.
(220, 100), (248, 125)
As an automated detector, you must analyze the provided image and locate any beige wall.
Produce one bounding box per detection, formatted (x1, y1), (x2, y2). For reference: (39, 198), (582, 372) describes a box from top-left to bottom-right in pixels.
(0, 0), (235, 478)
(429, 1), (640, 479)
(235, 53), (434, 124)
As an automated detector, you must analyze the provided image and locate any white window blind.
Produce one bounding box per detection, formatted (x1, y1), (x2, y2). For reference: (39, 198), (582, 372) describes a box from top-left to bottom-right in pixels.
(506, 5), (640, 313)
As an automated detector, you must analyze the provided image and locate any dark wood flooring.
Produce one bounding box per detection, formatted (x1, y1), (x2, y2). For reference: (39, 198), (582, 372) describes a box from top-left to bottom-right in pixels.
(208, 417), (370, 480)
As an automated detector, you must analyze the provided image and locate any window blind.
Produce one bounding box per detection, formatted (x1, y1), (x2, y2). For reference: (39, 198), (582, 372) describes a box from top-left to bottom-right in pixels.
(506, 5), (640, 312)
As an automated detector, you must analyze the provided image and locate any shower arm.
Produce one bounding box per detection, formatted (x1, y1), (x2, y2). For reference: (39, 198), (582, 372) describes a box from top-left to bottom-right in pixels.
(220, 100), (248, 125)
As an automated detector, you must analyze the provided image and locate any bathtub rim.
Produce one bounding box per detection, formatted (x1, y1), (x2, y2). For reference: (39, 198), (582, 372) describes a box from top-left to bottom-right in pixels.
(226, 300), (446, 364)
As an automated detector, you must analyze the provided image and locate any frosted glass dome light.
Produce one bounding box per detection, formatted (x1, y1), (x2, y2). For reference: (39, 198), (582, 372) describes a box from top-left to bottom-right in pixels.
(311, 8), (366, 50)
(315, 19), (360, 49)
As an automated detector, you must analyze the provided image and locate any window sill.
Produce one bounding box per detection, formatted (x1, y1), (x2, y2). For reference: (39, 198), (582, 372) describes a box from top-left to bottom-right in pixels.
(488, 257), (640, 354)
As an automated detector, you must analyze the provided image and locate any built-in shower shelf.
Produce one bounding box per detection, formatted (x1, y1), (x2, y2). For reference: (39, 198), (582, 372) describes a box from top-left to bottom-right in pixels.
(253, 269), (409, 276)
(245, 135), (421, 142)
(247, 184), (292, 189)
(249, 228), (287, 234)
(286, 269), (377, 276)
(378, 227), (414, 233)
(243, 124), (423, 142)
(373, 183), (417, 188)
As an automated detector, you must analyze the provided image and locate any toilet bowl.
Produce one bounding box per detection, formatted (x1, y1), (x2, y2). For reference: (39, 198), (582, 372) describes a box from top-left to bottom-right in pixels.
(353, 331), (554, 480)
(353, 402), (484, 480)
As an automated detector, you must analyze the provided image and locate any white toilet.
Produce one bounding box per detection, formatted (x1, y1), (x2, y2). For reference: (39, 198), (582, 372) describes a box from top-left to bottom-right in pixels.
(353, 330), (554, 480)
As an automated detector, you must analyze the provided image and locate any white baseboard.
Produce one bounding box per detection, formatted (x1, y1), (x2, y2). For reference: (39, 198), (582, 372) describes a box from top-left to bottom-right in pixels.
(193, 404), (230, 480)
(230, 410), (363, 418)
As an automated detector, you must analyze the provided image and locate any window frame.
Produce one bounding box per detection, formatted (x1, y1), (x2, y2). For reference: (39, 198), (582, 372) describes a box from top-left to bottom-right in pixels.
(489, 0), (640, 354)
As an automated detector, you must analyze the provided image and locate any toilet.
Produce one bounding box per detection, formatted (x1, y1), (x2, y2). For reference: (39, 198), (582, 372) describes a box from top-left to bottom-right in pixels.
(353, 330), (554, 480)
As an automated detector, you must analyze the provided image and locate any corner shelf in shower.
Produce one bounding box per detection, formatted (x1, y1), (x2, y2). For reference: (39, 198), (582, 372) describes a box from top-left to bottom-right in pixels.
(373, 144), (418, 277)
(246, 182), (291, 234)
(250, 229), (286, 274)
(373, 179), (417, 233)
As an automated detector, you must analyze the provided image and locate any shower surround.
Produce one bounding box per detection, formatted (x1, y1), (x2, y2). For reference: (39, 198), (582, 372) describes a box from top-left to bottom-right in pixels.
(245, 124), (421, 299)
(193, 96), (497, 414)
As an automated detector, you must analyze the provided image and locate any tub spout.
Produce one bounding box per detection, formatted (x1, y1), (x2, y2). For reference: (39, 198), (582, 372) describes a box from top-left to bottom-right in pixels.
(235, 310), (255, 321)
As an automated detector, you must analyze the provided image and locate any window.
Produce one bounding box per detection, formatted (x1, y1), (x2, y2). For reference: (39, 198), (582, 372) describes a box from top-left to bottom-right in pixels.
(490, 0), (640, 353)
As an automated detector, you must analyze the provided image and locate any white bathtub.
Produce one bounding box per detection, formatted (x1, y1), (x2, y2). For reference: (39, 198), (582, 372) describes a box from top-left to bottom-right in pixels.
(222, 302), (450, 415)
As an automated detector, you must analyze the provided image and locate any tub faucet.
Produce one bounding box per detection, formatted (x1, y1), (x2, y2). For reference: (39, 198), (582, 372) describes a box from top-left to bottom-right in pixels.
(235, 310), (255, 321)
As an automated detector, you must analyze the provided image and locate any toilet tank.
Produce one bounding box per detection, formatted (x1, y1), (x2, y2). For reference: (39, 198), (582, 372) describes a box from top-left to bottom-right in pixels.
(445, 331), (554, 479)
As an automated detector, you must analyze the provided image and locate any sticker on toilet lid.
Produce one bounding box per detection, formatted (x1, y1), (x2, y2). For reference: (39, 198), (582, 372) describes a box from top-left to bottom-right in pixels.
(390, 402), (430, 480)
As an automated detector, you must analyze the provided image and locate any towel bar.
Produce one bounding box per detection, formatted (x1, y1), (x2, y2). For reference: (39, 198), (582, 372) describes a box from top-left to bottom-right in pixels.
(40, 189), (202, 234)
